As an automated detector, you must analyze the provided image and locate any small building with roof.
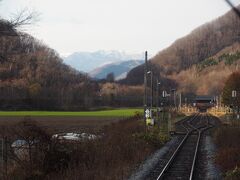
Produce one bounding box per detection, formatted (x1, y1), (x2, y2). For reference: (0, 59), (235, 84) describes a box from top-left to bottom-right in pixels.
(195, 96), (214, 112)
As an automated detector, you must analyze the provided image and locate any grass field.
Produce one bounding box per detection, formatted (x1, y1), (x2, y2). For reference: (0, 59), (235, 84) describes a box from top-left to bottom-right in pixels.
(0, 108), (142, 117)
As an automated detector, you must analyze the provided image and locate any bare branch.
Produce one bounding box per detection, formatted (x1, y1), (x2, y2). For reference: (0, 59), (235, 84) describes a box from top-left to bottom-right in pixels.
(9, 8), (40, 29)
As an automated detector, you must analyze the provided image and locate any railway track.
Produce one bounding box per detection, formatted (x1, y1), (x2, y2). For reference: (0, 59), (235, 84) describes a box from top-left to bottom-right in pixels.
(155, 113), (214, 180)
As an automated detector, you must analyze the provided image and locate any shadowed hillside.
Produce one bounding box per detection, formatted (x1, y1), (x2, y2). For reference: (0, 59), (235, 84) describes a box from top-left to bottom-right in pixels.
(0, 19), (98, 110)
(89, 60), (144, 80)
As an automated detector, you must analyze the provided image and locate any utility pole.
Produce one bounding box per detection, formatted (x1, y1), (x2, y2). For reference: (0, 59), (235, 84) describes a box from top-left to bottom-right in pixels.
(144, 51), (148, 121)
(179, 92), (182, 110)
(171, 89), (176, 110)
(232, 90), (239, 120)
(151, 71), (153, 110)
(147, 71), (153, 109)
(220, 95), (222, 108)
(157, 79), (161, 122)
(237, 91), (239, 120)
(162, 90), (165, 121)
(232, 90), (237, 120)
(146, 70), (153, 125)
(174, 91), (176, 109)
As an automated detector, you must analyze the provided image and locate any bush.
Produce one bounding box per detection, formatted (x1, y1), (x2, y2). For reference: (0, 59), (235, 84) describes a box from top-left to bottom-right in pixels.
(214, 127), (240, 149)
(49, 116), (159, 180)
(214, 127), (240, 174)
(135, 127), (170, 148)
(4, 116), (169, 179)
(215, 147), (240, 172)
(1, 118), (71, 179)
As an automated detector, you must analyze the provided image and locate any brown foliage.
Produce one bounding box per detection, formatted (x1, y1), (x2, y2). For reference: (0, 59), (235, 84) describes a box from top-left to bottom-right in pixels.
(100, 83), (144, 106)
(124, 7), (240, 95)
(215, 147), (240, 172)
(0, 118), (72, 179)
(172, 59), (237, 95)
(0, 19), (99, 110)
(214, 127), (240, 172)
(152, 5), (240, 74)
(222, 71), (240, 106)
(48, 117), (156, 180)
(0, 116), (159, 179)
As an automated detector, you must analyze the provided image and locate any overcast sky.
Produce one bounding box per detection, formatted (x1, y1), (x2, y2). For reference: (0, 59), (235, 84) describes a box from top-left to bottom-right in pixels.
(0, 0), (239, 56)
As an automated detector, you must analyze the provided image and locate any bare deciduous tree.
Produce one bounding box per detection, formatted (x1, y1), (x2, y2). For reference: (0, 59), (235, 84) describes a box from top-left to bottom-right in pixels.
(9, 8), (40, 29)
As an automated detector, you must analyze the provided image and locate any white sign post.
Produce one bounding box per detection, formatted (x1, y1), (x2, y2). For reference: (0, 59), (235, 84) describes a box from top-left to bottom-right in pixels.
(232, 90), (237, 98)
(145, 109), (151, 119)
(145, 108), (154, 126)
(162, 91), (170, 98)
(232, 90), (238, 121)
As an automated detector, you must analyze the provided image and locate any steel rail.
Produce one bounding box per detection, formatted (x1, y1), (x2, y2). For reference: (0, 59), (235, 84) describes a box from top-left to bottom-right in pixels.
(156, 113), (200, 180)
(188, 114), (210, 180)
(156, 113), (214, 180)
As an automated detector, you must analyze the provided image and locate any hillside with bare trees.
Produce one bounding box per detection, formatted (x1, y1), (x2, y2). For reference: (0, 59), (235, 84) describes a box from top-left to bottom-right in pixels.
(123, 6), (240, 95)
(0, 19), (99, 110)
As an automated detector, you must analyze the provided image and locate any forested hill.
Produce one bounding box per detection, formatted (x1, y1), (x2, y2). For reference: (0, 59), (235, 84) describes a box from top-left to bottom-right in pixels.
(0, 19), (98, 110)
(122, 6), (240, 91)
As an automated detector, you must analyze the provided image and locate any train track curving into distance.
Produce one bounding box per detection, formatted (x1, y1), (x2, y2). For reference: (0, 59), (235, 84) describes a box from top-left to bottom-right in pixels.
(155, 113), (214, 180)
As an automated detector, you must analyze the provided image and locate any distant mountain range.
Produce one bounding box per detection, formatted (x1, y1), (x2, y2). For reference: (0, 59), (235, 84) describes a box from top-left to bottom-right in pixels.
(62, 50), (144, 73)
(89, 60), (144, 80)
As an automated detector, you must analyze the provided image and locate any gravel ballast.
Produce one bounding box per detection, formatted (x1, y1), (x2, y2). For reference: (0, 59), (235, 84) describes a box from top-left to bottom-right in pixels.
(129, 136), (182, 180)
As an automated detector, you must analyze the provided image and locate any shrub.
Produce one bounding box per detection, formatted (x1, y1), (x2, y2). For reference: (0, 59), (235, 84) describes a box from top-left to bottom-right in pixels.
(134, 126), (170, 148)
(50, 116), (158, 180)
(214, 126), (240, 174)
(4, 116), (168, 179)
(215, 147), (240, 172)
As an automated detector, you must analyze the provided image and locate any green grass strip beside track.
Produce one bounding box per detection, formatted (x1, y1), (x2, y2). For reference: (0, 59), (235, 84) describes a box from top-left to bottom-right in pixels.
(0, 108), (142, 117)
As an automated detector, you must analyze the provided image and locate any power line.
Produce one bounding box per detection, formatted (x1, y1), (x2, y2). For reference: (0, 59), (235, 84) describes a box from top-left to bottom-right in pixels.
(225, 0), (240, 17)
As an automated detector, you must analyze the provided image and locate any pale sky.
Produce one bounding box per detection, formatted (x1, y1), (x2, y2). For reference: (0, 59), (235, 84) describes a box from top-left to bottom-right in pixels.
(0, 0), (239, 56)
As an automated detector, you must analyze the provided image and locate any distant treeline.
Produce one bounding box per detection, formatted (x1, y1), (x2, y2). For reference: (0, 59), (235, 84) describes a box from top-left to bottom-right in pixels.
(0, 19), (148, 110)
(0, 19), (96, 110)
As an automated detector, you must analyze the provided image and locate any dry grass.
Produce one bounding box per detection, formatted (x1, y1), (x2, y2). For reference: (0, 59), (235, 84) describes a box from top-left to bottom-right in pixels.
(0, 116), (121, 134)
(1, 115), (166, 179)
(49, 117), (160, 180)
(214, 126), (240, 178)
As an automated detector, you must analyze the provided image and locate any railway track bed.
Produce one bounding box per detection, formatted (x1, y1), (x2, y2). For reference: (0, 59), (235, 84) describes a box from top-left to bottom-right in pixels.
(129, 114), (222, 180)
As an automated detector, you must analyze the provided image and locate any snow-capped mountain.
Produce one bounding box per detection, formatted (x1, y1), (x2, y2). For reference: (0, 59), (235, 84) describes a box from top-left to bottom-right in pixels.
(89, 60), (144, 80)
(62, 50), (144, 73)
